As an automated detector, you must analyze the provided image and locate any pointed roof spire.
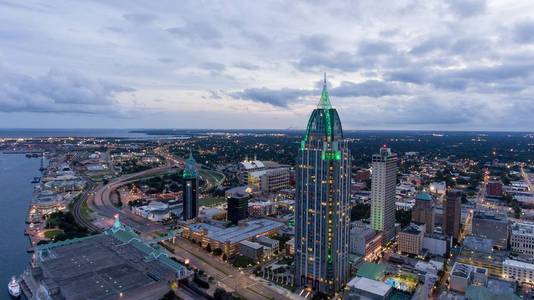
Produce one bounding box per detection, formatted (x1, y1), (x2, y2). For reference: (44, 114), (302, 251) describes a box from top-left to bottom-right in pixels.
(318, 72), (332, 109)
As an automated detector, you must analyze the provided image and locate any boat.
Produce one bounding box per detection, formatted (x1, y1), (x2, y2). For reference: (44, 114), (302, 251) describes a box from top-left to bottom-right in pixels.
(31, 177), (41, 184)
(25, 153), (32, 158)
(8, 276), (21, 298)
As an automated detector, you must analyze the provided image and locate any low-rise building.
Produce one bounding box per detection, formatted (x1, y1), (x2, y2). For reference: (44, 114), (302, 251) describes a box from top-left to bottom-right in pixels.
(449, 262), (488, 293)
(511, 221), (534, 257)
(182, 218), (284, 257)
(423, 233), (450, 257)
(239, 240), (264, 260)
(398, 223), (425, 256)
(458, 236), (505, 277)
(248, 167), (290, 193)
(257, 236), (279, 252)
(503, 259), (534, 284)
(350, 225), (383, 260)
(345, 276), (392, 300)
(472, 210), (509, 249)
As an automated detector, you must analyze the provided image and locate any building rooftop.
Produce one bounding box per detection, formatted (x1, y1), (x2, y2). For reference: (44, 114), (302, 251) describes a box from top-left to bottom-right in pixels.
(356, 262), (386, 281)
(473, 210), (507, 222)
(503, 259), (534, 270)
(30, 220), (190, 300)
(347, 276), (392, 297)
(416, 192), (433, 202)
(401, 223), (424, 235)
(187, 219), (284, 244)
(239, 240), (263, 250)
(511, 221), (534, 236)
(463, 236), (493, 253)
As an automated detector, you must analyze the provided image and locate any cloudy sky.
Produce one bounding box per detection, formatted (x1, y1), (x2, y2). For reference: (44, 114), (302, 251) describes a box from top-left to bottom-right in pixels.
(1, 0), (534, 130)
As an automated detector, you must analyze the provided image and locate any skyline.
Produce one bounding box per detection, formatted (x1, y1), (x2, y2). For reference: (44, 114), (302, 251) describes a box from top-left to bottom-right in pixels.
(2, 1), (534, 130)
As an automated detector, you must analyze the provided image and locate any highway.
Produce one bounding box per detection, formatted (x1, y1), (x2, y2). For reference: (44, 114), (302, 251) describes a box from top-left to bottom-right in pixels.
(521, 164), (533, 192)
(164, 237), (294, 300)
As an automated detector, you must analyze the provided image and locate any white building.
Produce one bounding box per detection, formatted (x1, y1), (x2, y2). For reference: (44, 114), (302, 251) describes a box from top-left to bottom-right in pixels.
(429, 181), (446, 195)
(503, 259), (534, 284)
(248, 167), (290, 192)
(131, 201), (170, 221)
(511, 221), (534, 257)
(346, 277), (392, 300)
(449, 262), (488, 293)
(370, 147), (398, 241)
(423, 234), (450, 257)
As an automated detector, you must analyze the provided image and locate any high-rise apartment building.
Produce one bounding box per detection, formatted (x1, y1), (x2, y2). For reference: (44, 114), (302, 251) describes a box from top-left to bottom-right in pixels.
(444, 190), (462, 241)
(370, 146), (398, 240)
(295, 75), (351, 294)
(182, 152), (198, 221)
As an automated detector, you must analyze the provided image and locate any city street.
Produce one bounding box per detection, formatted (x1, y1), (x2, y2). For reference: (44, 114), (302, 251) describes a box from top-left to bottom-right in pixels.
(166, 237), (297, 300)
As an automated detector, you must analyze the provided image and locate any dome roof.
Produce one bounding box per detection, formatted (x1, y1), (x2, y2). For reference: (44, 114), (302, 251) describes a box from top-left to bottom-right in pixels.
(416, 192), (433, 201)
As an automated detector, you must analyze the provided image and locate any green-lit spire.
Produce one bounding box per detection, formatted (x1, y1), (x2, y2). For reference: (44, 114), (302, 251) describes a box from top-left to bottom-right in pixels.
(183, 150), (198, 179)
(318, 72), (332, 109)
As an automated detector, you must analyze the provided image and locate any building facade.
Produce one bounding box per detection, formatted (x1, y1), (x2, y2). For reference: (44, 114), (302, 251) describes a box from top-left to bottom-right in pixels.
(511, 221), (534, 257)
(412, 192), (435, 234)
(182, 153), (199, 221)
(503, 259), (534, 284)
(398, 223), (425, 256)
(227, 192), (249, 225)
(248, 167), (290, 193)
(370, 147), (398, 241)
(444, 190), (462, 241)
(295, 75), (351, 294)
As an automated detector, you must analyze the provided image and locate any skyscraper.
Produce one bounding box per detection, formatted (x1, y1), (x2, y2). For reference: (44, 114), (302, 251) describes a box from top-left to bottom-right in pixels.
(412, 191), (435, 234)
(227, 192), (249, 225)
(370, 146), (398, 241)
(444, 190), (462, 241)
(295, 75), (351, 294)
(182, 152), (199, 221)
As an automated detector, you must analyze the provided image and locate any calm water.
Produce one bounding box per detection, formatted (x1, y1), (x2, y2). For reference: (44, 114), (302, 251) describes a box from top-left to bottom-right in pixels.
(0, 154), (41, 299)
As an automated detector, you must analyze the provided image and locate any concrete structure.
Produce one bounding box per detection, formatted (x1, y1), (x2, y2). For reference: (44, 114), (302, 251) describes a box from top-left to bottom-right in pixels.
(398, 223), (425, 255)
(449, 262), (488, 293)
(510, 221), (534, 257)
(503, 259), (534, 284)
(248, 167), (290, 192)
(370, 146), (398, 241)
(486, 179), (504, 197)
(350, 225), (383, 261)
(429, 181), (446, 195)
(458, 236), (505, 277)
(182, 218), (284, 257)
(412, 192), (435, 234)
(21, 218), (191, 300)
(227, 192), (249, 225)
(182, 152), (199, 221)
(345, 276), (392, 300)
(239, 240), (264, 260)
(257, 236), (279, 252)
(472, 210), (508, 249)
(295, 75), (351, 294)
(444, 190), (462, 241)
(423, 233), (450, 256)
(131, 201), (170, 222)
(248, 200), (277, 217)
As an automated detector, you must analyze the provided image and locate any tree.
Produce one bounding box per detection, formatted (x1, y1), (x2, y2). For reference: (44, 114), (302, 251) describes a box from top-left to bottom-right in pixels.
(395, 210), (412, 228)
(213, 248), (223, 256)
(206, 244), (212, 252)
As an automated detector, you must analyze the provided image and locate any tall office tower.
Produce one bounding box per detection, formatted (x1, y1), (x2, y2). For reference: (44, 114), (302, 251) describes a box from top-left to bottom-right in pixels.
(295, 74), (351, 294)
(370, 146), (398, 241)
(182, 152), (199, 221)
(444, 190), (462, 241)
(412, 191), (435, 234)
(227, 192), (249, 225)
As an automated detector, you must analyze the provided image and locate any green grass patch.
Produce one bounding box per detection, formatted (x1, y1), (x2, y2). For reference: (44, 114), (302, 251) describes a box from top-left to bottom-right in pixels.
(44, 229), (64, 240)
(80, 201), (93, 220)
(199, 196), (226, 207)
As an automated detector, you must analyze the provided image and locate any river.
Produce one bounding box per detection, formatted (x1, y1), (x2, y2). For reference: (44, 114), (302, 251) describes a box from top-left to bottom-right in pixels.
(0, 154), (42, 299)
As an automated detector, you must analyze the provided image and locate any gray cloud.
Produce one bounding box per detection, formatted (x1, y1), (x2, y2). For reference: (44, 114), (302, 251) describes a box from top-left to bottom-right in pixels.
(330, 80), (407, 97)
(445, 0), (486, 17)
(233, 62), (259, 70)
(230, 88), (311, 107)
(513, 20), (534, 44)
(300, 34), (331, 52)
(199, 62), (226, 72)
(0, 68), (131, 114)
(166, 21), (222, 48)
(123, 13), (157, 25)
